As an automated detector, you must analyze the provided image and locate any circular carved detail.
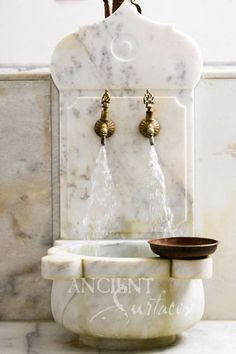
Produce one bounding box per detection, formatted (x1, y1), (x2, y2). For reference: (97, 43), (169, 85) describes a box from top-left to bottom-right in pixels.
(110, 34), (138, 62)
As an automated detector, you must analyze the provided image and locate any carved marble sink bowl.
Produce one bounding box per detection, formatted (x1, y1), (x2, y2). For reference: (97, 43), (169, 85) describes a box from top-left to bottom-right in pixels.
(41, 240), (212, 350)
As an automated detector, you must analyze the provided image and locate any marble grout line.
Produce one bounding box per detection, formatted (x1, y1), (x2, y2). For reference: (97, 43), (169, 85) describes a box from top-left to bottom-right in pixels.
(50, 81), (60, 241)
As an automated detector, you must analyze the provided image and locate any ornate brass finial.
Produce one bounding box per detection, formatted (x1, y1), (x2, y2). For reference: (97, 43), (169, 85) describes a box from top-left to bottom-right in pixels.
(139, 89), (160, 145)
(94, 89), (116, 145)
(143, 89), (154, 109)
(101, 89), (111, 106)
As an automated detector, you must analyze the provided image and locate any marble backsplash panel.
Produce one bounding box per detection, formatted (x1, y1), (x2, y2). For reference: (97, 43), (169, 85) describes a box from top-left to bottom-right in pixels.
(52, 2), (201, 239)
(64, 94), (189, 239)
(0, 78), (53, 320)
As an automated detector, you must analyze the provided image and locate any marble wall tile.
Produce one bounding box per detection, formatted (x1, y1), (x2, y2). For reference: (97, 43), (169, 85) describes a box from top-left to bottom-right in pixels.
(195, 78), (236, 319)
(0, 80), (53, 319)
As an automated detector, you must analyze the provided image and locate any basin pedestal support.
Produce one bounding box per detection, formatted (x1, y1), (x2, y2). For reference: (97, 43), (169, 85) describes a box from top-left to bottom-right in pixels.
(80, 334), (177, 350)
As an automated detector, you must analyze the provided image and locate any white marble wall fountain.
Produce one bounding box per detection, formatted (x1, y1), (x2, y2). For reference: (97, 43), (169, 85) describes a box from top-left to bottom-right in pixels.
(42, 1), (216, 350)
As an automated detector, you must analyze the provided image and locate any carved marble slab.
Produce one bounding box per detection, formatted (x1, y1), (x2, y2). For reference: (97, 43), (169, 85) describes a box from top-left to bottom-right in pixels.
(51, 0), (202, 239)
(0, 80), (52, 319)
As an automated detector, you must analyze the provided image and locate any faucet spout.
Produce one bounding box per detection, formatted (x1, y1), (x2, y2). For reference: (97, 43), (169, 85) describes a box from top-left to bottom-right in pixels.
(149, 136), (155, 146)
(101, 136), (106, 146)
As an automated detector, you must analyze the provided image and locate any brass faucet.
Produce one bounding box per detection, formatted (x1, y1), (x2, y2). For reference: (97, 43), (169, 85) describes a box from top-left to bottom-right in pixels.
(139, 89), (160, 145)
(94, 89), (116, 145)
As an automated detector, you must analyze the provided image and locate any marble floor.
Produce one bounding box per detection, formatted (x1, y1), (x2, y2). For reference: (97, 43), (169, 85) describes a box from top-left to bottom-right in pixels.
(0, 321), (235, 354)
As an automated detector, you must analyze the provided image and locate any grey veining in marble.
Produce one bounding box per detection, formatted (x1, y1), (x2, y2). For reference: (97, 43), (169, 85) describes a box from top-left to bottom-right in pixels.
(0, 80), (52, 320)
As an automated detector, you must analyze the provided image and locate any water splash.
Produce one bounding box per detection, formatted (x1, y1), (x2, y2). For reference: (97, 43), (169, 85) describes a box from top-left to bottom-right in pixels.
(140, 145), (175, 236)
(82, 146), (118, 239)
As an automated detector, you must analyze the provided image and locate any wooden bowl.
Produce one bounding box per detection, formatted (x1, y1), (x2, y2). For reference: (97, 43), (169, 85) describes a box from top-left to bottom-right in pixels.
(148, 237), (219, 260)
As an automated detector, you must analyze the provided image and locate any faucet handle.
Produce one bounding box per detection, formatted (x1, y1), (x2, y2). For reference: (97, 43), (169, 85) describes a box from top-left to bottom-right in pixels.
(95, 89), (116, 145)
(143, 89), (154, 110)
(139, 90), (160, 145)
(101, 89), (111, 107)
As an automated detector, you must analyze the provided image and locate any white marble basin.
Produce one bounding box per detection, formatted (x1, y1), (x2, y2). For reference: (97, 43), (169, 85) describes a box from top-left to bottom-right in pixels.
(41, 240), (212, 350)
